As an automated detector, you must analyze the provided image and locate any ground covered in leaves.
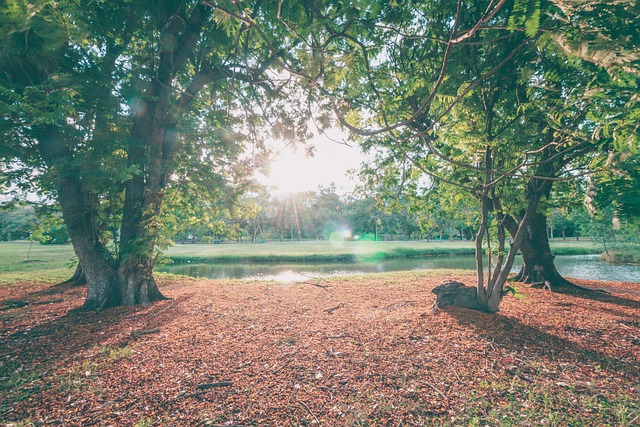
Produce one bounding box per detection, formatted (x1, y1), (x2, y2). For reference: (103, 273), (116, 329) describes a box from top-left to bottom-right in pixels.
(1, 271), (639, 426)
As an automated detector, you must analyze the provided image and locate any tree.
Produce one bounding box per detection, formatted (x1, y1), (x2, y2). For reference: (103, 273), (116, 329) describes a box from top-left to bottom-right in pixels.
(0, 0), (302, 309)
(0, 205), (36, 241)
(299, 0), (639, 311)
(583, 152), (640, 255)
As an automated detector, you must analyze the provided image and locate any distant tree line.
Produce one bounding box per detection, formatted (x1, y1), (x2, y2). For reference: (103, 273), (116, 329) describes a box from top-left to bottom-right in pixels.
(4, 182), (637, 250)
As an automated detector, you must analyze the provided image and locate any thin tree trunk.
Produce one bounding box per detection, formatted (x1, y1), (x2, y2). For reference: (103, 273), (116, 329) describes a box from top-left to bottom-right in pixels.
(475, 191), (489, 309)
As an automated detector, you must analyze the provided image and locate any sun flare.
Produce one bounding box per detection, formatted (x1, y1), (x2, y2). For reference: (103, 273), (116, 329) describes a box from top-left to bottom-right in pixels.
(267, 149), (319, 195)
(262, 140), (361, 195)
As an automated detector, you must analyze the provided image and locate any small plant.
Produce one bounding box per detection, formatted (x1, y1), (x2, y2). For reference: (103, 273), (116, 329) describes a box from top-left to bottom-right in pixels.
(109, 346), (133, 361)
(0, 359), (46, 402)
(134, 417), (153, 427)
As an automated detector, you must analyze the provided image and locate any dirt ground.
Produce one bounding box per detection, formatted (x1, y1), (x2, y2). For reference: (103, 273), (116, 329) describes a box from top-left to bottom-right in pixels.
(1, 271), (639, 426)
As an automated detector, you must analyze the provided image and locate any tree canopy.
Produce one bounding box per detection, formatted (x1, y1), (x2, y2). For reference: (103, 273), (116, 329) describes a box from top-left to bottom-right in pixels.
(284, 0), (639, 311)
(0, 0), (310, 308)
(1, 0), (638, 311)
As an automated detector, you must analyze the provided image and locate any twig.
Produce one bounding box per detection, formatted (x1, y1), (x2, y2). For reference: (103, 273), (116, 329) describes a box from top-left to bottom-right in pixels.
(272, 349), (300, 374)
(324, 303), (344, 314)
(301, 281), (331, 289)
(299, 272), (331, 289)
(132, 327), (161, 338)
(146, 298), (175, 322)
(196, 381), (233, 390)
(300, 401), (320, 424)
(451, 368), (464, 385)
(384, 300), (417, 310)
(421, 381), (446, 400)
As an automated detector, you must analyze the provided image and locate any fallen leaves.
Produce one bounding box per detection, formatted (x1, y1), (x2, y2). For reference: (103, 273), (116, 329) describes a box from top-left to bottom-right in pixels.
(1, 273), (639, 426)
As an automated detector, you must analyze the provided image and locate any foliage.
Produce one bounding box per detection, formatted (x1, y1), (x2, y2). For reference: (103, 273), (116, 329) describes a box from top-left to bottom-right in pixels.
(283, 0), (640, 311)
(1, 0), (638, 310)
(29, 211), (68, 244)
(0, 205), (36, 241)
(0, 0), (311, 307)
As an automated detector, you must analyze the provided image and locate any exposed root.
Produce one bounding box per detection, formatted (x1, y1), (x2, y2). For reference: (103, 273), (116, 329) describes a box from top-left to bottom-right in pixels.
(54, 264), (86, 287)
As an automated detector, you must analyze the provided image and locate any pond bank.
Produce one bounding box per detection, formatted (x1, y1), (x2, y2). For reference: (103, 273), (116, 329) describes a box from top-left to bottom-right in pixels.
(157, 254), (640, 283)
(164, 240), (601, 264)
(601, 249), (640, 265)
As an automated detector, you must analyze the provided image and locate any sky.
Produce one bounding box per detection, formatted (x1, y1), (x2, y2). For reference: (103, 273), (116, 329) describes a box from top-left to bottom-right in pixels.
(260, 131), (365, 195)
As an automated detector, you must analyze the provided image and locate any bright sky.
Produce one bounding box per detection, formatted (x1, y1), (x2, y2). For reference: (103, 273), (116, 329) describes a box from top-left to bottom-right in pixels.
(261, 131), (364, 195)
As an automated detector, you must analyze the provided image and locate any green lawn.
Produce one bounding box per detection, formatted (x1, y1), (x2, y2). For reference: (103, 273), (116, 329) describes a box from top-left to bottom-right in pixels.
(0, 241), (77, 285)
(164, 239), (601, 263)
(0, 239), (602, 285)
(165, 239), (478, 263)
(544, 239), (602, 255)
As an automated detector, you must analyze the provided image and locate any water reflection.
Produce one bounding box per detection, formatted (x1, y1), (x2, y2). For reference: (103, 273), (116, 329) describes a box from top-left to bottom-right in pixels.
(157, 254), (640, 283)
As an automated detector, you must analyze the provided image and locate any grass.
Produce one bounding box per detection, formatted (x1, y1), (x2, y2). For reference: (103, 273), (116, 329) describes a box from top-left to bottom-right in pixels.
(0, 241), (77, 285)
(163, 239), (601, 264)
(0, 357), (47, 406)
(544, 239), (601, 255)
(602, 248), (640, 265)
(456, 380), (639, 427)
(0, 239), (603, 285)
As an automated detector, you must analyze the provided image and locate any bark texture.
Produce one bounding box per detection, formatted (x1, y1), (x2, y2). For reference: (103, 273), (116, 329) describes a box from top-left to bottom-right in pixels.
(39, 127), (168, 310)
(56, 262), (86, 287)
(505, 213), (574, 288)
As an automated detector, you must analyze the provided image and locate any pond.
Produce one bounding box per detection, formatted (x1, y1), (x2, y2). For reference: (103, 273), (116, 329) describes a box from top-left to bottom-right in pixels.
(157, 254), (640, 283)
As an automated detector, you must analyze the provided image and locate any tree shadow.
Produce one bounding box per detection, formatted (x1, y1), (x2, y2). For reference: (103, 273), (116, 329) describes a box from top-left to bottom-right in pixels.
(0, 293), (187, 367)
(442, 306), (639, 378)
(0, 281), (85, 310)
(551, 285), (640, 310)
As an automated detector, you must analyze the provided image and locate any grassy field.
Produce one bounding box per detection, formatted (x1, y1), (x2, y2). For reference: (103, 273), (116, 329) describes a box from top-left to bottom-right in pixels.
(165, 239), (601, 263)
(0, 241), (77, 286)
(165, 240), (477, 263)
(0, 239), (602, 285)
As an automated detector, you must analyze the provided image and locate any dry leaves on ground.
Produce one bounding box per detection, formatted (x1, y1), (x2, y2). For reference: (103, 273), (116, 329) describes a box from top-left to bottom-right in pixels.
(1, 272), (639, 426)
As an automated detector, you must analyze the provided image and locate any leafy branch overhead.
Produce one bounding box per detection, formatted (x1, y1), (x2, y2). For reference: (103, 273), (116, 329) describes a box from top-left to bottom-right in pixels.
(0, 0), (637, 311)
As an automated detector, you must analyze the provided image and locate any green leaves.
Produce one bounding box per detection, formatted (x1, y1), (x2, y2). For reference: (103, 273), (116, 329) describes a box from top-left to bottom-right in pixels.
(508, 0), (540, 38)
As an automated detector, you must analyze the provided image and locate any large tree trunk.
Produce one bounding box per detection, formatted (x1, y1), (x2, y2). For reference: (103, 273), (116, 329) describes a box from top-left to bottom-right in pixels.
(54, 144), (166, 309)
(109, 3), (213, 307)
(57, 179), (120, 309)
(505, 213), (574, 288)
(56, 263), (86, 287)
(39, 127), (120, 309)
(117, 256), (167, 306)
(27, 1), (216, 310)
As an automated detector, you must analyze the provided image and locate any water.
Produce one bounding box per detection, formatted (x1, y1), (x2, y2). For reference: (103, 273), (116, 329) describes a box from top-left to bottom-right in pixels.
(157, 254), (640, 283)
